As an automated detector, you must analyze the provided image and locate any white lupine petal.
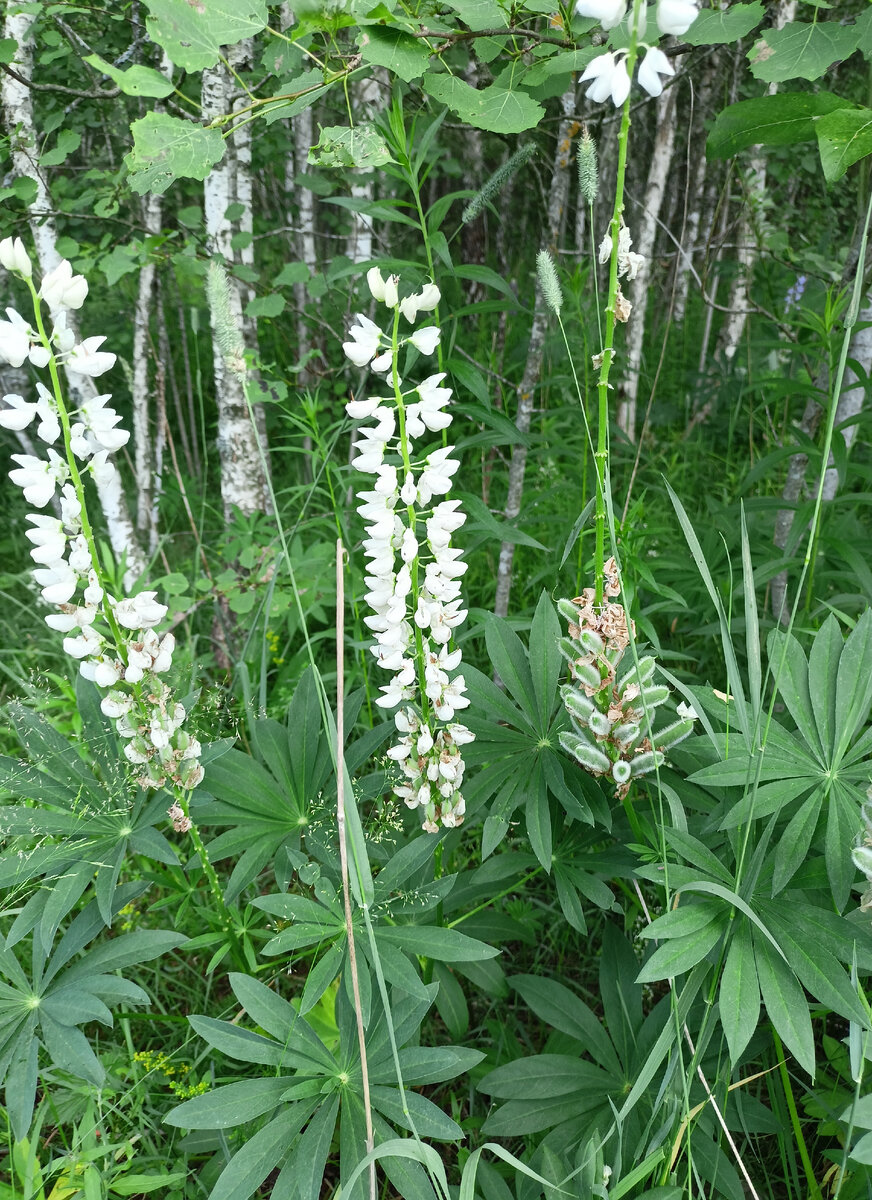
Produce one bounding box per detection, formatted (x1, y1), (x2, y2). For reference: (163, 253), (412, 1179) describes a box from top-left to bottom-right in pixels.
(574, 0), (626, 26)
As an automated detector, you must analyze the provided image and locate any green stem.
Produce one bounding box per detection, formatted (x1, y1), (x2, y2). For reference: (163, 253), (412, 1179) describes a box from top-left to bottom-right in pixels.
(772, 1030), (824, 1200)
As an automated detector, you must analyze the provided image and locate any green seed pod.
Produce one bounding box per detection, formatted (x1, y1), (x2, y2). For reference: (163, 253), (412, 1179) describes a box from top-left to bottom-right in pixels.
(559, 729), (596, 756)
(579, 629), (604, 655)
(629, 749), (665, 777)
(588, 710), (612, 737)
(612, 759), (632, 784)
(557, 597), (581, 623)
(639, 684), (670, 708)
(536, 250), (563, 315)
(558, 637), (584, 663)
(577, 128), (598, 207)
(613, 721), (640, 747)
(852, 844), (872, 877)
(653, 717), (694, 751)
(563, 687), (595, 721)
(622, 656), (656, 687)
(560, 732), (611, 775)
(574, 661), (602, 692)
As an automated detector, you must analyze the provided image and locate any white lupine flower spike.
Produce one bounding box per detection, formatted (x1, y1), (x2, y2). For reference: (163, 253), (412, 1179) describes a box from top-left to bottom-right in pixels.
(1, 243), (204, 827)
(343, 270), (472, 832)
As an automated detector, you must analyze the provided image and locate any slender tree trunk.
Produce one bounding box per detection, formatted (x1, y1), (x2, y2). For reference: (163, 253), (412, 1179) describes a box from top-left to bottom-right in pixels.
(132, 188), (161, 540)
(494, 85), (580, 618)
(616, 85), (678, 441)
(344, 73), (386, 263)
(673, 57), (719, 326)
(2, 9), (146, 583)
(821, 299), (872, 501)
(202, 56), (272, 520)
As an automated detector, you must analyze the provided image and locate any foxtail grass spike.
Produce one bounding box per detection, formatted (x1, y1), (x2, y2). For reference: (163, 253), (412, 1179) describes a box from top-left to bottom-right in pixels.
(577, 128), (598, 206)
(537, 250), (563, 315)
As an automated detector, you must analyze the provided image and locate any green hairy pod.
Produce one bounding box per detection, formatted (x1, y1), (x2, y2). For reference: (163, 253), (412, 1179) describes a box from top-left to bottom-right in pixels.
(639, 684), (670, 708)
(613, 721), (640, 747)
(629, 750), (665, 777)
(653, 717), (694, 751)
(579, 629), (604, 655)
(562, 686), (595, 720)
(574, 661), (602, 691)
(557, 597), (581, 623)
(560, 732), (611, 775)
(612, 759), (632, 784)
(621, 656), (656, 687)
(588, 710), (612, 737)
(558, 636), (585, 663)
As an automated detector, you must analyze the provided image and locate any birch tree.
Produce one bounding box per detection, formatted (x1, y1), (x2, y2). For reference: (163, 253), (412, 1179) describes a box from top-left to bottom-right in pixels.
(201, 52), (272, 521)
(2, 8), (146, 583)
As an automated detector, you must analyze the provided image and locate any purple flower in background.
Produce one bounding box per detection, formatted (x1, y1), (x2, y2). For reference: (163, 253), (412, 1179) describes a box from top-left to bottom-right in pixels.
(785, 274), (807, 312)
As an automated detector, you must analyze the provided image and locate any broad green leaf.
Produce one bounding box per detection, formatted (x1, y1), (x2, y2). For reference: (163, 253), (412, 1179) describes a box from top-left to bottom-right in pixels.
(110, 1174), (188, 1195)
(441, 0), (508, 30)
(510, 975), (621, 1075)
(753, 934), (815, 1076)
(525, 765), (551, 870)
(808, 615), (841, 756)
(229, 973), (297, 1042)
(639, 899), (724, 941)
(208, 1106), (314, 1200)
(370, 1086), (463, 1140)
(377, 925), (499, 962)
(289, 1095), (339, 1200)
(83, 53), (173, 97)
(524, 47), (598, 85)
(719, 924), (759, 1065)
(682, 1), (764, 45)
(144, 0), (268, 70)
(749, 22), (861, 83)
(834, 609), (872, 757)
(762, 912), (869, 1027)
(187, 1016), (286, 1066)
(478, 1054), (611, 1099)
(768, 629), (824, 762)
(39, 129), (81, 167)
(772, 789), (823, 895)
(164, 1077), (294, 1128)
(423, 76), (544, 134)
(432, 963), (470, 1040)
(484, 615), (538, 723)
(358, 27), (430, 81)
(529, 592), (562, 733)
(309, 124), (394, 169)
(246, 293), (285, 318)
(817, 107), (872, 182)
(635, 919), (725, 984)
(125, 113), (224, 195)
(826, 785), (859, 911)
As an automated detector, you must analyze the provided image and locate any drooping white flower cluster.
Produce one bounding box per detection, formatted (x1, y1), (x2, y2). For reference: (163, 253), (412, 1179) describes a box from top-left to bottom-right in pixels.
(576, 0), (698, 106)
(0, 239), (203, 799)
(344, 269), (473, 832)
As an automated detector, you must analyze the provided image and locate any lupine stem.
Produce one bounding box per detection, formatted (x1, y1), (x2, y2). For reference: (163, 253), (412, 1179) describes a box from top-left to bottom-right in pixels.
(592, 7), (641, 606)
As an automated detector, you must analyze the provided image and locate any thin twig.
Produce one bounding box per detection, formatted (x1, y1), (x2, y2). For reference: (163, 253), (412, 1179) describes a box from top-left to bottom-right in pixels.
(336, 539), (376, 1200)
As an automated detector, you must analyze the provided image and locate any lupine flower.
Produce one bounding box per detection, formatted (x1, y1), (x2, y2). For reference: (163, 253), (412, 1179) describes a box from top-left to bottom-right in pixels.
(575, 0), (627, 29)
(0, 236), (32, 278)
(638, 46), (675, 96)
(39, 259), (88, 311)
(581, 52), (631, 106)
(2, 247), (204, 816)
(343, 275), (473, 832)
(656, 0), (698, 35)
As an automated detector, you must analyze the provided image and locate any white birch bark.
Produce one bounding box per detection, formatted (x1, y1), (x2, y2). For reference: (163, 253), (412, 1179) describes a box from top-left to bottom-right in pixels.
(494, 85), (579, 618)
(202, 57), (271, 520)
(616, 85), (678, 441)
(344, 73), (384, 263)
(2, 9), (146, 583)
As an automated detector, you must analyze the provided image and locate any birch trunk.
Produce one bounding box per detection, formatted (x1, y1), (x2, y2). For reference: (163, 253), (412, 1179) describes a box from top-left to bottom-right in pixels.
(673, 58), (719, 326)
(202, 56), (272, 520)
(494, 85), (580, 618)
(132, 188), (162, 541)
(616, 85), (678, 441)
(344, 74), (385, 263)
(2, 9), (146, 583)
(821, 299), (872, 501)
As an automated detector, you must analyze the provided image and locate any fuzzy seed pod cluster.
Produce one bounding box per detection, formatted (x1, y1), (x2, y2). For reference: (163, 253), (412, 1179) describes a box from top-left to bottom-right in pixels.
(557, 558), (696, 797)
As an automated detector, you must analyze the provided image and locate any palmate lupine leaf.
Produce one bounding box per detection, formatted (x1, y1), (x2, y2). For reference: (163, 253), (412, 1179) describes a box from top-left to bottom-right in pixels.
(0, 886), (184, 1139)
(170, 977), (481, 1200)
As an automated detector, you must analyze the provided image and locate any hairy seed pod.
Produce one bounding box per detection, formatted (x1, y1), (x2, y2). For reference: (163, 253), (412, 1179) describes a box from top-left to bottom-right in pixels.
(621, 656), (656, 687)
(574, 660), (602, 691)
(588, 710), (612, 737)
(653, 717), (694, 751)
(560, 732), (611, 774)
(629, 749), (665, 777)
(639, 684), (670, 708)
(557, 597), (581, 623)
(579, 629), (604, 655)
(612, 759), (632, 784)
(613, 720), (640, 747)
(558, 637), (585, 663)
(563, 687), (595, 720)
